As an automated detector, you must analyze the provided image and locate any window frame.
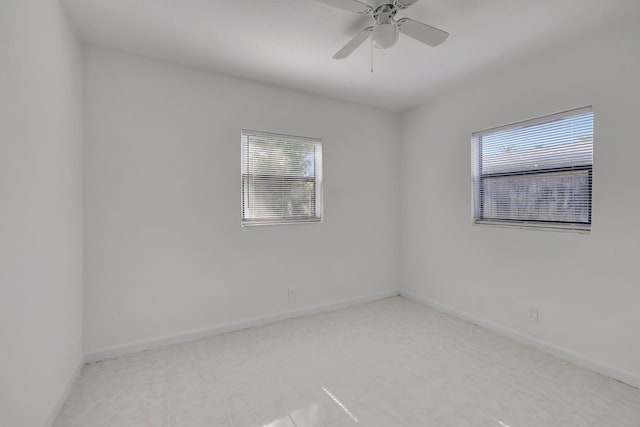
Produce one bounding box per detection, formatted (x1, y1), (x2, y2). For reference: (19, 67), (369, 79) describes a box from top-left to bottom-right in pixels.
(241, 129), (323, 227)
(471, 107), (593, 232)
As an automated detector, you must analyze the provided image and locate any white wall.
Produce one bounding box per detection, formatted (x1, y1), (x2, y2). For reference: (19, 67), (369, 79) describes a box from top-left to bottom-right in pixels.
(83, 45), (400, 358)
(401, 20), (640, 387)
(0, 1), (84, 426)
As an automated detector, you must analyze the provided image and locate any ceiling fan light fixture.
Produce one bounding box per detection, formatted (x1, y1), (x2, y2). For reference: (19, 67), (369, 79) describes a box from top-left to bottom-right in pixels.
(372, 21), (398, 49)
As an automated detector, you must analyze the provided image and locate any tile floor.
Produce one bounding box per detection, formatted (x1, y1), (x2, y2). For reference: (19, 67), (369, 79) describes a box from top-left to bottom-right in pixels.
(55, 297), (640, 426)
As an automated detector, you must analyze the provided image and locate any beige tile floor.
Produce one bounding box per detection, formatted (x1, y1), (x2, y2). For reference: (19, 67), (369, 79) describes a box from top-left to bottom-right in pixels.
(55, 297), (640, 426)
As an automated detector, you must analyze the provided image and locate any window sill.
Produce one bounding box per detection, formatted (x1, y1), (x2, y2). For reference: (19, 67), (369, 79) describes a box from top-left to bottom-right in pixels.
(241, 218), (322, 227)
(473, 219), (590, 234)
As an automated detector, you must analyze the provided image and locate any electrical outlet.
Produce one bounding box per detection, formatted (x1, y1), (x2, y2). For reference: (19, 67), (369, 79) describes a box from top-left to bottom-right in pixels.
(528, 308), (540, 324)
(288, 289), (296, 301)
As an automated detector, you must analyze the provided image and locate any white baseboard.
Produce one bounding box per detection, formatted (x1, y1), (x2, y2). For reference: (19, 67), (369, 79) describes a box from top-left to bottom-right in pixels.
(45, 356), (84, 426)
(85, 289), (400, 363)
(401, 290), (640, 390)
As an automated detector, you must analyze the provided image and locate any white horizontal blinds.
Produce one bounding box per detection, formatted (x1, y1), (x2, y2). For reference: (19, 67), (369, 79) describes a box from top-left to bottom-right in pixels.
(241, 130), (322, 224)
(474, 107), (593, 227)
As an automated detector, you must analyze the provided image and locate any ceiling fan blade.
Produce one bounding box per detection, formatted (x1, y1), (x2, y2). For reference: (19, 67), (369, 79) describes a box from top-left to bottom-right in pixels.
(314, 0), (373, 15)
(397, 18), (449, 47)
(333, 26), (374, 59)
(394, 0), (420, 9)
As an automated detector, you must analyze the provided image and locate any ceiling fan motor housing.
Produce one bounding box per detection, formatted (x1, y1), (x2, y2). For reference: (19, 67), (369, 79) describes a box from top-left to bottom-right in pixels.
(372, 4), (399, 49)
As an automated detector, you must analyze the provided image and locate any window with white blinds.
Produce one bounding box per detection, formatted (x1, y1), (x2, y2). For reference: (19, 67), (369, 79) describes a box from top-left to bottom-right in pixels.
(472, 107), (593, 230)
(241, 130), (322, 226)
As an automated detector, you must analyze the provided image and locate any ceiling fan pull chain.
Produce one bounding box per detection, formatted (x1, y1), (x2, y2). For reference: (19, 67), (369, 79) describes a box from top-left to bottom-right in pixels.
(370, 38), (374, 73)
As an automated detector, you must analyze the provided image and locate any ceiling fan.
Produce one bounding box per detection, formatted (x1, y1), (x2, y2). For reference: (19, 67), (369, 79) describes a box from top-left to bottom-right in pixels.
(315, 0), (449, 59)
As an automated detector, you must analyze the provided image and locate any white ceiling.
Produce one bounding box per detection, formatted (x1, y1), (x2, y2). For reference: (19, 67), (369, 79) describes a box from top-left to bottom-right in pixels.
(62, 0), (640, 112)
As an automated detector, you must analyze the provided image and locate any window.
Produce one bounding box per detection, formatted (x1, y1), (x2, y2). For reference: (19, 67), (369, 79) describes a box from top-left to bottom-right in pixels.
(241, 130), (322, 226)
(472, 107), (593, 231)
